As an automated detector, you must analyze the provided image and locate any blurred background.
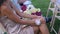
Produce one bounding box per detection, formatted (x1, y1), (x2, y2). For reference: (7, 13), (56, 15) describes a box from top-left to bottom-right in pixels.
(31, 0), (60, 34)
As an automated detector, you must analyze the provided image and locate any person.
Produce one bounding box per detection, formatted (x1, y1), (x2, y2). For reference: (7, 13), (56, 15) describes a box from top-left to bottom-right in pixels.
(0, 7), (1, 15)
(0, 0), (50, 34)
(55, 0), (60, 11)
(10, 0), (51, 23)
(55, 0), (60, 7)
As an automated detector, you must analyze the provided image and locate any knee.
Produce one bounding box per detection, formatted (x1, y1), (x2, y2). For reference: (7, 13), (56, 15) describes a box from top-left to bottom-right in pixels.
(32, 26), (39, 34)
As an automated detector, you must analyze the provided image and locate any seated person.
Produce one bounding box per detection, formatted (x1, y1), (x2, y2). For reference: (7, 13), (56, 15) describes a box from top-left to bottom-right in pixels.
(10, 0), (51, 23)
(0, 0), (50, 34)
(55, 0), (60, 11)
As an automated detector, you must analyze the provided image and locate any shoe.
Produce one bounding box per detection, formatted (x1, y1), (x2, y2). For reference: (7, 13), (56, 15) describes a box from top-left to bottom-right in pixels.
(45, 17), (52, 23)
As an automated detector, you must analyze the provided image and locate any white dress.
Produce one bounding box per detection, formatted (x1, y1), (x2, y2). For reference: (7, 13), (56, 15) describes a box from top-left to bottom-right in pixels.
(55, 0), (60, 8)
(0, 10), (34, 34)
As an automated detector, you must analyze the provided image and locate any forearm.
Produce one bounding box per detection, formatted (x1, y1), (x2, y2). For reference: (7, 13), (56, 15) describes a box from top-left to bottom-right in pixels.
(8, 13), (36, 26)
(17, 11), (38, 19)
(4, 9), (36, 26)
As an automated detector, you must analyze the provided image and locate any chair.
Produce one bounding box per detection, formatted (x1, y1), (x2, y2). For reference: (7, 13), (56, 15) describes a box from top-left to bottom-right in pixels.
(58, 28), (60, 34)
(50, 6), (60, 34)
(46, 0), (56, 17)
(46, 0), (56, 27)
(46, 0), (60, 34)
(0, 23), (7, 34)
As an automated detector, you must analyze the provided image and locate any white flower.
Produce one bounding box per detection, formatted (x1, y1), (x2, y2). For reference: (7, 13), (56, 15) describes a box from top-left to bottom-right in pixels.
(23, 10), (32, 14)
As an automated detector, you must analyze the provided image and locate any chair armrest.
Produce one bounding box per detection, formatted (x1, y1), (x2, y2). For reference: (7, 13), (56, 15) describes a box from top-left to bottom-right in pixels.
(0, 23), (7, 32)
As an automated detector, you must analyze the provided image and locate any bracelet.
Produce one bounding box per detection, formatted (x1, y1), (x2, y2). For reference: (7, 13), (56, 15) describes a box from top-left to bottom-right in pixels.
(35, 19), (41, 25)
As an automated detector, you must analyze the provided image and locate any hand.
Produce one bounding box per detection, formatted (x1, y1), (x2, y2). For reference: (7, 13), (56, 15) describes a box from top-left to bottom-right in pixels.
(35, 16), (46, 24)
(32, 18), (41, 26)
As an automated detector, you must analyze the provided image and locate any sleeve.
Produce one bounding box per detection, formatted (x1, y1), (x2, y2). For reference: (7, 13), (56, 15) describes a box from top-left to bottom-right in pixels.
(24, 1), (32, 6)
(55, 0), (60, 6)
(24, 0), (35, 10)
(10, 0), (21, 12)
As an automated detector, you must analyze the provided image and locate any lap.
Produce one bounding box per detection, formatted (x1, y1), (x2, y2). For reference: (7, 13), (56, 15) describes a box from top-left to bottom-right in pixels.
(32, 26), (40, 34)
(21, 26), (40, 34)
(20, 26), (34, 34)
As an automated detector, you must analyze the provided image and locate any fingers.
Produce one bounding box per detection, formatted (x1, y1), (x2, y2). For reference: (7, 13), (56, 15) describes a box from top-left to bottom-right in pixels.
(39, 16), (46, 24)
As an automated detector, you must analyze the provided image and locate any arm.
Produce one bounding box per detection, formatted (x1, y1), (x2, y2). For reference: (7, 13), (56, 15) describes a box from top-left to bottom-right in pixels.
(1, 6), (36, 26)
(9, 1), (39, 19)
(16, 11), (38, 19)
(0, 7), (1, 16)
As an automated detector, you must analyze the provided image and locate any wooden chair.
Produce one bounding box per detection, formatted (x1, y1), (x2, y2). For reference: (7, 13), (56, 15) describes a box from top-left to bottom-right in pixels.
(0, 23), (7, 34)
(46, 0), (56, 17)
(46, 0), (56, 27)
(46, 0), (60, 34)
(50, 6), (60, 34)
(58, 28), (60, 34)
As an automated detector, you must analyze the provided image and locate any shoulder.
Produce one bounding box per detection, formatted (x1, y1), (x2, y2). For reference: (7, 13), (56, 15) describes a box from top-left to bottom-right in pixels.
(1, 5), (13, 15)
(1, 5), (12, 12)
(1, 5), (9, 16)
(1, 5), (8, 11)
